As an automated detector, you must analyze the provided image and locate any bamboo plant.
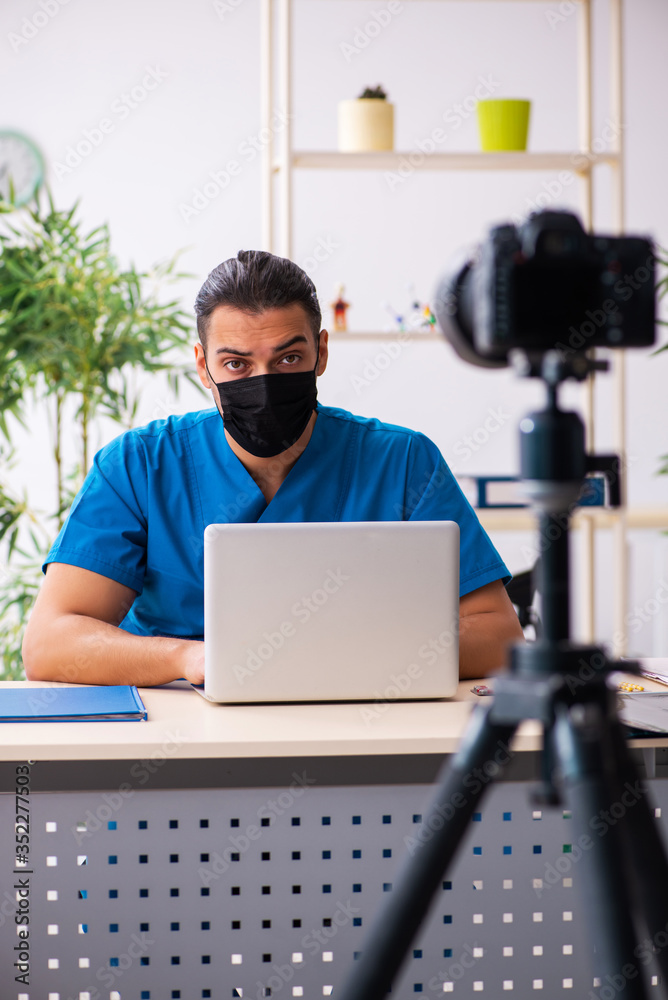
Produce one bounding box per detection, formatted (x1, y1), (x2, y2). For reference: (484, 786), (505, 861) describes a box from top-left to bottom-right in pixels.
(0, 191), (201, 677)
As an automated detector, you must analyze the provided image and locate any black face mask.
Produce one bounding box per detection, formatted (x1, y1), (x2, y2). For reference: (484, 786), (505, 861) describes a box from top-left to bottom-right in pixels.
(206, 347), (319, 458)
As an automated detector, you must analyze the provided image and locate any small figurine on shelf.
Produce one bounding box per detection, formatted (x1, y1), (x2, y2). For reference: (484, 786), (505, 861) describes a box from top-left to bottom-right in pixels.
(424, 305), (437, 329)
(381, 300), (406, 332)
(331, 284), (350, 332)
(407, 283), (437, 332)
(412, 301), (437, 331)
(382, 286), (437, 334)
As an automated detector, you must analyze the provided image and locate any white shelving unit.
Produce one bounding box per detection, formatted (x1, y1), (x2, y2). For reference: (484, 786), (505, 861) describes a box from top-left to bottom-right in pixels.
(258, 0), (642, 652)
(261, 0), (625, 259)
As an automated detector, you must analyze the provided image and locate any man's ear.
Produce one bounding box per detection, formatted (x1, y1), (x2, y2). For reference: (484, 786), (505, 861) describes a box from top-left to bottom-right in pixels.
(316, 330), (329, 377)
(194, 343), (212, 389)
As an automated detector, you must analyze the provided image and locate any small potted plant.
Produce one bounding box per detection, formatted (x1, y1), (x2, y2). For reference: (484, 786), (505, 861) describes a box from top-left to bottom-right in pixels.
(654, 248), (668, 475)
(338, 85), (394, 152)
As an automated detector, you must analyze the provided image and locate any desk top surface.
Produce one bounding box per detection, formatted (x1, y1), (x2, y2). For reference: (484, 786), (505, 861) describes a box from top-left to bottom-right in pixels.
(1, 675), (667, 761)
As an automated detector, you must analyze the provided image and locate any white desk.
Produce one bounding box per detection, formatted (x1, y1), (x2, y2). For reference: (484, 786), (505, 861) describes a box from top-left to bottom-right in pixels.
(1, 678), (666, 1000)
(2, 678), (667, 762)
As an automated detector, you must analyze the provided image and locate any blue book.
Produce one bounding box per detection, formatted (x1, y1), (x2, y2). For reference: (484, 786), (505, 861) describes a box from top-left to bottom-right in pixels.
(0, 685), (147, 722)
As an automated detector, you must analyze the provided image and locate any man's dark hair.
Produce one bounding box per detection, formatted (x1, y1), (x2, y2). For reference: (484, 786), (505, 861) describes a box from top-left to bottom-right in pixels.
(194, 250), (322, 348)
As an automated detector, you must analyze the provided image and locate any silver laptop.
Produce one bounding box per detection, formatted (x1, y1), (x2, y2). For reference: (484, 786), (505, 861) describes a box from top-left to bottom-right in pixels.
(202, 520), (460, 704)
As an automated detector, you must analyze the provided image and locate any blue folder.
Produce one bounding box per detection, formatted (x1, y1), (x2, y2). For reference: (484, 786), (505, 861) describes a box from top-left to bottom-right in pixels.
(0, 685), (147, 722)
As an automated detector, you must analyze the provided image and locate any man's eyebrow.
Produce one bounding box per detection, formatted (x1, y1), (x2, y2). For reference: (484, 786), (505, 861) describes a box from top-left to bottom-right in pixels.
(271, 334), (310, 353)
(214, 334), (310, 357)
(214, 345), (253, 357)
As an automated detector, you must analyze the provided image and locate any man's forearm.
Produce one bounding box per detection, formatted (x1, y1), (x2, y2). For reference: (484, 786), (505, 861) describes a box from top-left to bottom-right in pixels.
(458, 610), (523, 680)
(23, 613), (195, 686)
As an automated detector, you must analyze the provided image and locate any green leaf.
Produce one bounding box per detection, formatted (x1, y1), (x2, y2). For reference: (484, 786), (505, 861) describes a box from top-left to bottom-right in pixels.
(0, 187), (197, 648)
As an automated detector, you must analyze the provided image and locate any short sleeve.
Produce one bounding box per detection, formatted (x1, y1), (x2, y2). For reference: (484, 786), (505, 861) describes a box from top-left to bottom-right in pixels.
(405, 435), (511, 597)
(43, 434), (148, 593)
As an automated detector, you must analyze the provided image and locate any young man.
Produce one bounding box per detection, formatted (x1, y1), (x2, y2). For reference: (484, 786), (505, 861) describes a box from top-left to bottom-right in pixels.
(23, 251), (522, 686)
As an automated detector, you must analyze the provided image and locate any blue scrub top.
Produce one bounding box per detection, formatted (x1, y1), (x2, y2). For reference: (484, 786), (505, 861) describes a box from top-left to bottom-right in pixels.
(45, 404), (510, 639)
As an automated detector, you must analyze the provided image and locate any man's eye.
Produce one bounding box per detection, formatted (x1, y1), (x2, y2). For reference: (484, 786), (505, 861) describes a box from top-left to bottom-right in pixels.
(225, 359), (245, 371)
(282, 354), (300, 364)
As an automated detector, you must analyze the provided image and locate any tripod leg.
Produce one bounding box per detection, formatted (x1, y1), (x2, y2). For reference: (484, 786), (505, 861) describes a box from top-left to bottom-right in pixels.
(553, 698), (651, 999)
(337, 703), (518, 1000)
(606, 714), (668, 984)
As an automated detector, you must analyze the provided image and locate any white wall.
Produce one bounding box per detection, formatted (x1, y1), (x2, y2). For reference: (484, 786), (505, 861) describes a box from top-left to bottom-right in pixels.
(2, 0), (667, 651)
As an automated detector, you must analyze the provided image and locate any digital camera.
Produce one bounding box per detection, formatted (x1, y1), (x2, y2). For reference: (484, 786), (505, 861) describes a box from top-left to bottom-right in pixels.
(435, 210), (655, 368)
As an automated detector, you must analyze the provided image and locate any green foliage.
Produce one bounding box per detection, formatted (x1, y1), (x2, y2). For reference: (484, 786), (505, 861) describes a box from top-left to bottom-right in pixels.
(0, 444), (48, 678)
(358, 85), (388, 100)
(655, 247), (668, 337)
(0, 491), (47, 680)
(0, 191), (200, 477)
(0, 191), (202, 677)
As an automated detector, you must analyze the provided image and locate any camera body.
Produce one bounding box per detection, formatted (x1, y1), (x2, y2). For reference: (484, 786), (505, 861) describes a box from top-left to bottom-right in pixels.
(436, 211), (655, 367)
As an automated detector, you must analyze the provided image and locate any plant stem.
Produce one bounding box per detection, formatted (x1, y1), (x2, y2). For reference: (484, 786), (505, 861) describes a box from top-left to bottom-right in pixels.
(55, 389), (63, 530)
(81, 391), (89, 481)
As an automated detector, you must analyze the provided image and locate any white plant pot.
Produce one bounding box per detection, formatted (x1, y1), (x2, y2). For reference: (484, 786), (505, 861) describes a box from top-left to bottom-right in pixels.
(337, 99), (394, 152)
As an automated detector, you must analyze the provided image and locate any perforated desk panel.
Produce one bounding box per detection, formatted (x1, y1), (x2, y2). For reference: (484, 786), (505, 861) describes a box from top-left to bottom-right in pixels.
(2, 773), (666, 1000)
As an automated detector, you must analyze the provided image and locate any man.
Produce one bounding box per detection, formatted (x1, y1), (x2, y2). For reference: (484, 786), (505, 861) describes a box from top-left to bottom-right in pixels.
(23, 251), (522, 686)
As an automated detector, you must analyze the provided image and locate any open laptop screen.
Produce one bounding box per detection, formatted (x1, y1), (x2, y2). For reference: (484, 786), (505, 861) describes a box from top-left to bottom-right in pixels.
(203, 520), (459, 704)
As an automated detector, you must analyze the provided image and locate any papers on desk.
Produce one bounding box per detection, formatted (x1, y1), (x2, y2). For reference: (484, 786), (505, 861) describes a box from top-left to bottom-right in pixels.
(618, 692), (668, 735)
(0, 685), (147, 722)
(635, 658), (668, 688)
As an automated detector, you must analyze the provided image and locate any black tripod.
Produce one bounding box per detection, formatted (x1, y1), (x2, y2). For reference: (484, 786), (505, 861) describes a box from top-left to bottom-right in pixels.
(338, 354), (668, 1000)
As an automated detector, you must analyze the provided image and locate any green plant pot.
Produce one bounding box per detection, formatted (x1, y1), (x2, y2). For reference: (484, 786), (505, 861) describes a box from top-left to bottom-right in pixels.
(477, 99), (531, 152)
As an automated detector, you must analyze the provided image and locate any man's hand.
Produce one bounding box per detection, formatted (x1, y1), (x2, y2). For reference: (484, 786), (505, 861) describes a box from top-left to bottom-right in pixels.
(458, 579), (524, 680)
(180, 640), (205, 686)
(23, 563), (203, 687)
